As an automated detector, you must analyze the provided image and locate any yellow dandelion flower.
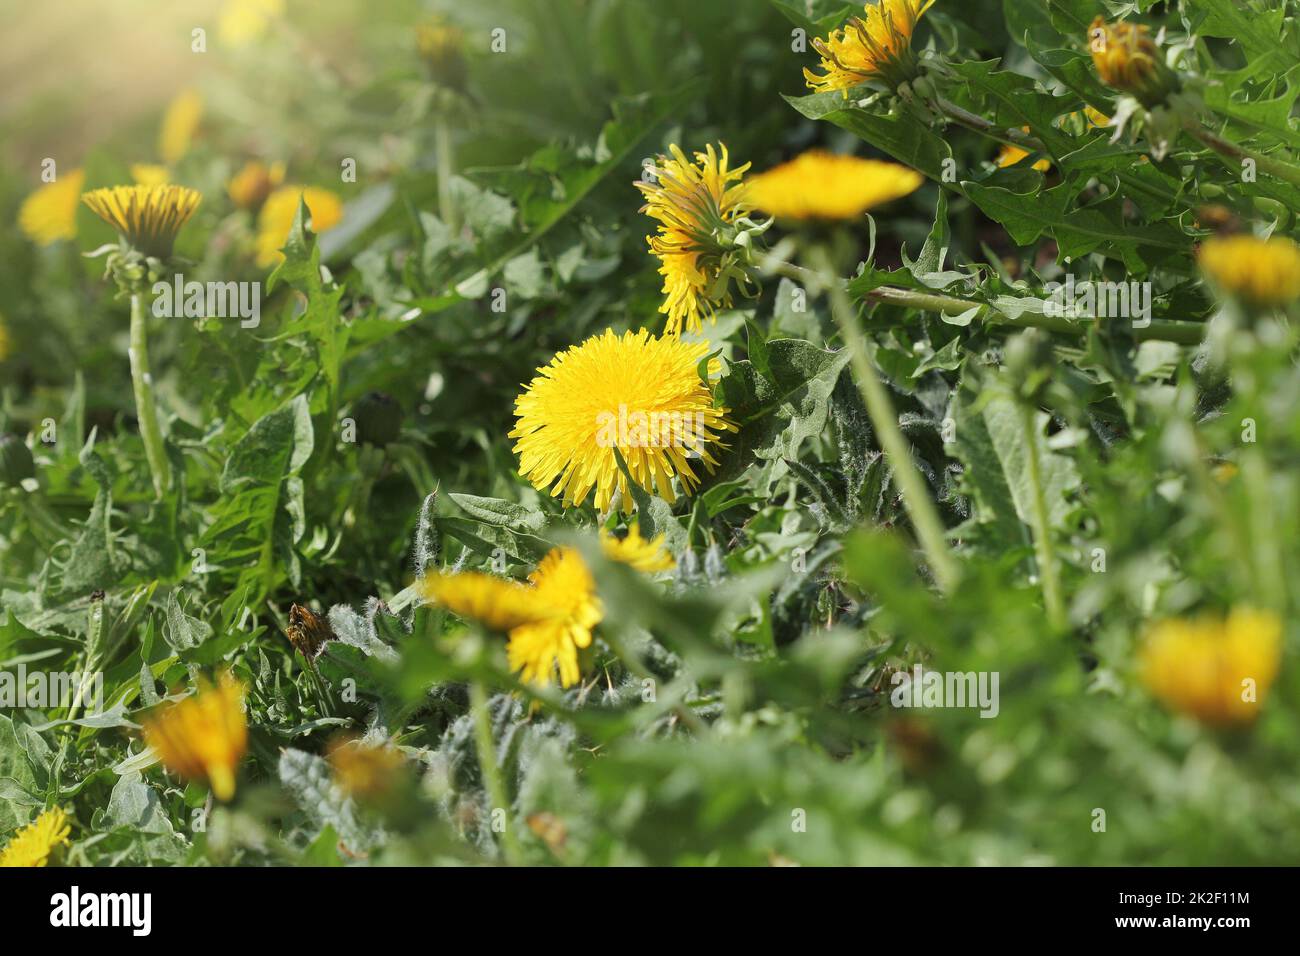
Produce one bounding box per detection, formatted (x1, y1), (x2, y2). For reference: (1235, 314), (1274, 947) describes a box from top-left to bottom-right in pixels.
(996, 142), (1049, 172)
(219, 0), (284, 46)
(82, 184), (202, 259)
(130, 163), (170, 187)
(804, 0), (934, 95)
(255, 186), (344, 267)
(508, 547), (604, 689)
(1087, 17), (1178, 105)
(0, 807), (71, 868)
(419, 570), (552, 632)
(747, 151), (923, 219)
(1082, 106), (1109, 128)
(601, 523), (675, 572)
(511, 328), (736, 513)
(18, 168), (85, 246)
(141, 671), (248, 801)
(1197, 235), (1300, 309)
(416, 17), (468, 91)
(327, 736), (405, 801)
(1140, 608), (1282, 726)
(0, 315), (11, 362)
(634, 143), (752, 335)
(420, 547), (603, 688)
(227, 160), (286, 210)
(158, 89), (203, 165)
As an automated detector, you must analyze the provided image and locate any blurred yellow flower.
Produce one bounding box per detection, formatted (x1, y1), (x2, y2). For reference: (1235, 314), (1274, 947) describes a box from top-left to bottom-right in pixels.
(141, 672), (248, 801)
(0, 315), (11, 362)
(255, 186), (343, 267)
(747, 151), (923, 219)
(327, 736), (405, 801)
(634, 143), (752, 335)
(0, 807), (71, 867)
(508, 547), (603, 689)
(1087, 17), (1177, 105)
(158, 89), (203, 165)
(511, 328), (735, 513)
(18, 168), (85, 246)
(601, 524), (675, 572)
(996, 142), (1049, 172)
(804, 0), (934, 95)
(219, 0), (284, 46)
(130, 164), (170, 187)
(227, 160), (286, 210)
(82, 184), (202, 259)
(1198, 235), (1300, 309)
(1082, 106), (1109, 128)
(420, 547), (603, 688)
(1140, 608), (1283, 725)
(420, 569), (551, 632)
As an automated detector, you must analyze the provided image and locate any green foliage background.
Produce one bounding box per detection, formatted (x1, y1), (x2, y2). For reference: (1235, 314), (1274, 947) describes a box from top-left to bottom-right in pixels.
(0, 0), (1297, 865)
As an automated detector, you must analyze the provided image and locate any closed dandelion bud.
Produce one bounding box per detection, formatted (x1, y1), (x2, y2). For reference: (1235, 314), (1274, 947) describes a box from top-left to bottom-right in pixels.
(0, 434), (35, 487)
(352, 391), (404, 446)
(416, 19), (468, 93)
(1087, 17), (1180, 107)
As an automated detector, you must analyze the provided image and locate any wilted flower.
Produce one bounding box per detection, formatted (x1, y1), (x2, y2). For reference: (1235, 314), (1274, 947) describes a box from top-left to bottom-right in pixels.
(158, 89), (203, 165)
(1087, 17), (1178, 106)
(141, 672), (248, 801)
(255, 186), (343, 266)
(747, 151), (923, 219)
(0, 807), (71, 867)
(601, 523), (675, 572)
(1197, 234), (1300, 309)
(511, 328), (735, 513)
(227, 160), (285, 210)
(18, 169), (84, 246)
(420, 547), (603, 688)
(81, 184), (202, 259)
(804, 0), (934, 95)
(635, 143), (753, 335)
(1139, 608), (1282, 725)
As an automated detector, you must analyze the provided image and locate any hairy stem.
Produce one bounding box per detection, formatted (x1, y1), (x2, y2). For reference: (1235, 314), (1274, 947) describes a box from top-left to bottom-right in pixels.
(811, 246), (960, 592)
(469, 679), (522, 865)
(129, 293), (169, 499)
(435, 117), (458, 233)
(1018, 402), (1066, 630)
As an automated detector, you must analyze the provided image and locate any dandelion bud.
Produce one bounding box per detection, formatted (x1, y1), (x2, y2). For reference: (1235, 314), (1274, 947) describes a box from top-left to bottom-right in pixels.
(1087, 17), (1180, 107)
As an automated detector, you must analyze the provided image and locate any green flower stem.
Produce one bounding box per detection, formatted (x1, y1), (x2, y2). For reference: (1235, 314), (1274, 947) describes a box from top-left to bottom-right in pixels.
(753, 252), (1205, 344)
(129, 292), (169, 499)
(1018, 402), (1067, 630)
(1184, 122), (1300, 190)
(469, 678), (522, 865)
(435, 116), (458, 233)
(810, 246), (960, 593)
